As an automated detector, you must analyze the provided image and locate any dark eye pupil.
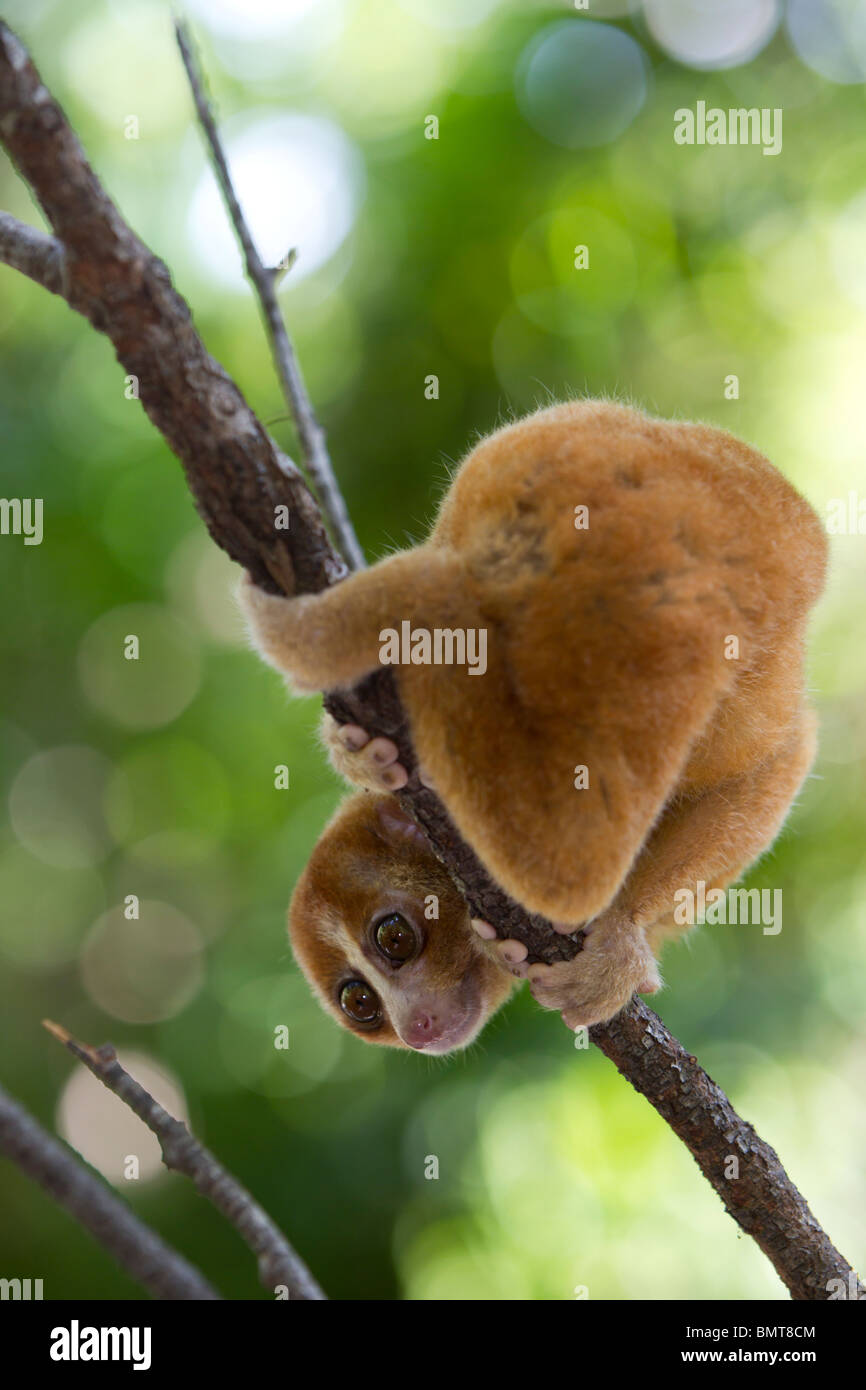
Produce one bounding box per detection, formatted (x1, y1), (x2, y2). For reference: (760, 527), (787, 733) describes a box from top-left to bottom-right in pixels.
(340, 981), (380, 1024)
(376, 913), (414, 961)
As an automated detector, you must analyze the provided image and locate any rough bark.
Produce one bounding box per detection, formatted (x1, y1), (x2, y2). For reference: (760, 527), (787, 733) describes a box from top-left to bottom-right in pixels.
(595, 1001), (863, 1301)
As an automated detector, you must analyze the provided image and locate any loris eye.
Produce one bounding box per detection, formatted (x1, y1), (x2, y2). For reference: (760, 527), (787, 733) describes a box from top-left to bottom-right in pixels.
(339, 980), (382, 1027)
(375, 913), (416, 964)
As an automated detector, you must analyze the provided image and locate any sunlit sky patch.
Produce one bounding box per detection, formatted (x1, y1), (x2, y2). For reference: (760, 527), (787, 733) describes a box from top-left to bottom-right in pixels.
(786, 0), (866, 85)
(64, 4), (192, 133)
(182, 0), (347, 79)
(643, 0), (780, 71)
(396, 0), (504, 31)
(319, 2), (446, 138)
(183, 0), (327, 39)
(187, 113), (363, 290)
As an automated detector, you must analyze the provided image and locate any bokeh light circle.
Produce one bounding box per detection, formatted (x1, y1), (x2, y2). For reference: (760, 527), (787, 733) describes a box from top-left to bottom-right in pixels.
(188, 114), (362, 289)
(644, 0), (780, 71)
(586, 0), (640, 14)
(77, 603), (201, 731)
(786, 0), (866, 85)
(64, 8), (192, 133)
(516, 20), (648, 150)
(9, 746), (116, 868)
(164, 532), (248, 649)
(81, 901), (205, 1024)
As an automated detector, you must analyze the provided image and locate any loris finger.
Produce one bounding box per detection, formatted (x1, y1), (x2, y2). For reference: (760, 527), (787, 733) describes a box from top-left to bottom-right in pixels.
(470, 921), (529, 975)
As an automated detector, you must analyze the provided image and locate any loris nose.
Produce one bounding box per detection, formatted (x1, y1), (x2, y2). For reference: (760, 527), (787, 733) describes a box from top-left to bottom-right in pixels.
(404, 1012), (445, 1050)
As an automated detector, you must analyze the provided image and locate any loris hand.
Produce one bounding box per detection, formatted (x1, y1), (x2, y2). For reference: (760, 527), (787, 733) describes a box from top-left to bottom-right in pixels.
(477, 911), (662, 1029)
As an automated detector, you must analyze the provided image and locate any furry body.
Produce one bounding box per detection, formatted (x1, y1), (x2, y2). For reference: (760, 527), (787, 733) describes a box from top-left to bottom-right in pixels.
(241, 401), (827, 1049)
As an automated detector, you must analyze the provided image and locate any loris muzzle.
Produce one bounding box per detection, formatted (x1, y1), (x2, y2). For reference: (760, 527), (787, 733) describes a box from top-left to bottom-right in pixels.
(240, 400), (827, 1052)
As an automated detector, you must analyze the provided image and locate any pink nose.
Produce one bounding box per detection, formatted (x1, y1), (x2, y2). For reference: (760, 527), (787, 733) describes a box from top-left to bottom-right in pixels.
(403, 1012), (446, 1050)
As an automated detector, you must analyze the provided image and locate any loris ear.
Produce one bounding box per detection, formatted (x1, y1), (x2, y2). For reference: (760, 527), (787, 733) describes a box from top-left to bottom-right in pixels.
(373, 796), (429, 847)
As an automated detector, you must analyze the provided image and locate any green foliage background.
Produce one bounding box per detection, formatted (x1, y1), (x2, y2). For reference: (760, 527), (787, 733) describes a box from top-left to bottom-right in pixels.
(0, 0), (864, 1300)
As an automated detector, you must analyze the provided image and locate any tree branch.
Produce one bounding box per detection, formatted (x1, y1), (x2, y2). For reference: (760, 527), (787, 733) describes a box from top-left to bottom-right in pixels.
(43, 1023), (326, 1301)
(0, 1080), (220, 1300)
(1, 18), (861, 1301)
(0, 22), (341, 600)
(0, 209), (65, 292)
(594, 999), (864, 1301)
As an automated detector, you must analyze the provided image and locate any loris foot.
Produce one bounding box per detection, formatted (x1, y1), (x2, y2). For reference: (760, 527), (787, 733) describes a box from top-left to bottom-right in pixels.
(320, 712), (409, 792)
(525, 916), (661, 1028)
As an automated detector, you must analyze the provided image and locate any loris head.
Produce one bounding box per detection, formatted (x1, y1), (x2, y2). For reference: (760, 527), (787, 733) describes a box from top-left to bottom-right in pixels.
(289, 792), (515, 1053)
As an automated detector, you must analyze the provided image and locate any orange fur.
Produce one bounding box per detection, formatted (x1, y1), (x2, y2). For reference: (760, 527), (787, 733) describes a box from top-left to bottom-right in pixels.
(241, 400), (827, 1048)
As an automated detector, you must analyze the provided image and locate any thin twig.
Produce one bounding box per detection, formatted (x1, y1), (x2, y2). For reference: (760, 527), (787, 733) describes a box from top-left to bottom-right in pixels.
(43, 1022), (326, 1301)
(174, 17), (365, 574)
(0, 1080), (220, 1300)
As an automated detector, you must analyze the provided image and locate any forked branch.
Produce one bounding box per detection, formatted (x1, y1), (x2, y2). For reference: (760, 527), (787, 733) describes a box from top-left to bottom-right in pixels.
(42, 1023), (325, 1301)
(0, 1078), (219, 1300)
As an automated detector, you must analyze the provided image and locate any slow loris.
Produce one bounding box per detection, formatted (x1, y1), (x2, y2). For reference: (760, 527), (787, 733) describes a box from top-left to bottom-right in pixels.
(240, 399), (827, 1053)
